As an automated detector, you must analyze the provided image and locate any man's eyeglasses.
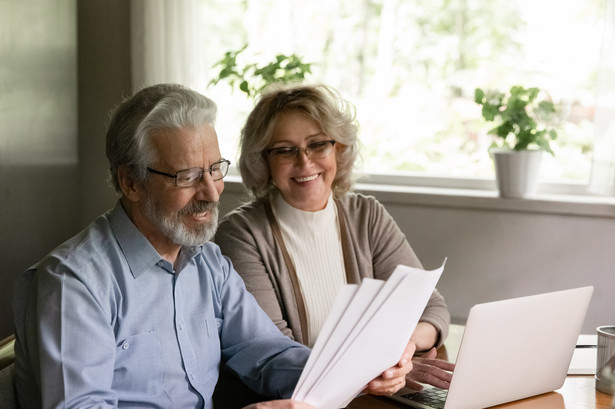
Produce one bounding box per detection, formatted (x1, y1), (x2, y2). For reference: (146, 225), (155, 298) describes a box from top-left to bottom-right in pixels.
(266, 140), (336, 163)
(147, 159), (231, 187)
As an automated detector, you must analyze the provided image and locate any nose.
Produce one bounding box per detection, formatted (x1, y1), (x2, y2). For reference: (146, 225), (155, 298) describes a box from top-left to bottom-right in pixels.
(295, 148), (313, 165)
(194, 172), (222, 202)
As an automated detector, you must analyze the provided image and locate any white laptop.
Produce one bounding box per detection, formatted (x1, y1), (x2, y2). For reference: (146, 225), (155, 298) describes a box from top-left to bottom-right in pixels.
(389, 286), (594, 409)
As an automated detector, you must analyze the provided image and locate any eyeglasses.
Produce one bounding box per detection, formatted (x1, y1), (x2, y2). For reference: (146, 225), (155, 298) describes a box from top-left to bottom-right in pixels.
(266, 140), (336, 163)
(147, 159), (231, 187)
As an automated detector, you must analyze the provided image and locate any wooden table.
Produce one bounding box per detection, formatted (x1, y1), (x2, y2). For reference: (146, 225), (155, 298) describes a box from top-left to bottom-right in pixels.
(347, 325), (613, 408)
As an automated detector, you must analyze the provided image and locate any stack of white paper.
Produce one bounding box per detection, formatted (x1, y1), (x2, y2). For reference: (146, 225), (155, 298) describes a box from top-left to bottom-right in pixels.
(292, 262), (445, 409)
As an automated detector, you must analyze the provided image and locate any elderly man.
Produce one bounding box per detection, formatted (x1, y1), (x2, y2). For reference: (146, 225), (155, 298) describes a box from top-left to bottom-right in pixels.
(12, 84), (316, 409)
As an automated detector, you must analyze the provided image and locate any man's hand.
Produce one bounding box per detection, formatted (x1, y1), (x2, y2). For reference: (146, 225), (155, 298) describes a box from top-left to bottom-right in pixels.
(364, 340), (416, 395)
(406, 347), (455, 391)
(242, 400), (316, 409)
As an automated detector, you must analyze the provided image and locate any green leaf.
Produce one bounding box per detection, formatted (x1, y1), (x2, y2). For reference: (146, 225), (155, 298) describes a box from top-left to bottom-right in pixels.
(209, 46), (313, 100)
(475, 84), (560, 155)
(474, 88), (485, 103)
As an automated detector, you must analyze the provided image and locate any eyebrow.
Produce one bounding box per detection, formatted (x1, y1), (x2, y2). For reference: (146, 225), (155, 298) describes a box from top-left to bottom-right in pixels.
(269, 132), (327, 146)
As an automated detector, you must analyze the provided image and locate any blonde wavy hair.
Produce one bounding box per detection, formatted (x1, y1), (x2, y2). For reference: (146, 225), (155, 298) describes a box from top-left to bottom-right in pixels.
(239, 83), (360, 200)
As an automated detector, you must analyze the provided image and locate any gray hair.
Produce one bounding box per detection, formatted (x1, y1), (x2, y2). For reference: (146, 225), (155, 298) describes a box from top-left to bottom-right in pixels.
(105, 83), (217, 193)
(239, 83), (360, 200)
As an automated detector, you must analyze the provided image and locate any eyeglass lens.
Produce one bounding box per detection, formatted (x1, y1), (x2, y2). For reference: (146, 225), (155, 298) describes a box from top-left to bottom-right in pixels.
(176, 160), (230, 186)
(268, 140), (335, 162)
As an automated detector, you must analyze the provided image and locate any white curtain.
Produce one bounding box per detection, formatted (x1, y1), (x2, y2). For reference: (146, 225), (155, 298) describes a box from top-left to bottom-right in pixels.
(590, 0), (615, 195)
(130, 0), (204, 93)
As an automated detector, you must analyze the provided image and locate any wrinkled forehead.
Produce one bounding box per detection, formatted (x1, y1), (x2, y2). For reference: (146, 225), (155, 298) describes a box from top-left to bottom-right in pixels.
(149, 124), (221, 168)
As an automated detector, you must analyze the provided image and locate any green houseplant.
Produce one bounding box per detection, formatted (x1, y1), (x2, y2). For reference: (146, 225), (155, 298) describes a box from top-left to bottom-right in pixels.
(474, 85), (559, 198)
(209, 44), (313, 99)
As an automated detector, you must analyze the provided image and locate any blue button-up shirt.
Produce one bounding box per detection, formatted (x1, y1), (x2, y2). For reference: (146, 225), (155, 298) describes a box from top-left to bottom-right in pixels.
(13, 202), (310, 409)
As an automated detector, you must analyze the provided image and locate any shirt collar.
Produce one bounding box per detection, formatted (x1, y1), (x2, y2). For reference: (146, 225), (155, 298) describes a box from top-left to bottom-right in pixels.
(108, 201), (166, 279)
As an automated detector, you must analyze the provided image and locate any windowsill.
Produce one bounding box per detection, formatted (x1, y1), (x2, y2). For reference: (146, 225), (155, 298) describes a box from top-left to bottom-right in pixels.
(355, 182), (615, 218)
(224, 175), (615, 219)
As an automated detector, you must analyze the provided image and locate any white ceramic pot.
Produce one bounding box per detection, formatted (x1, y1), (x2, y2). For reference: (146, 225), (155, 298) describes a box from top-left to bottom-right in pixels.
(490, 148), (543, 198)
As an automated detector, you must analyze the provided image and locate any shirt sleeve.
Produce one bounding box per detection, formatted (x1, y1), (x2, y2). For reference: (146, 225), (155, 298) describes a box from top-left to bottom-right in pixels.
(24, 260), (118, 409)
(214, 250), (310, 399)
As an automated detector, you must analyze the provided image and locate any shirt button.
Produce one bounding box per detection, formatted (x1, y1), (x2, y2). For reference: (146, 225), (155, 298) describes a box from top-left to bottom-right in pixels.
(122, 343), (130, 350)
(179, 323), (184, 331)
(191, 373), (196, 380)
(157, 261), (164, 267)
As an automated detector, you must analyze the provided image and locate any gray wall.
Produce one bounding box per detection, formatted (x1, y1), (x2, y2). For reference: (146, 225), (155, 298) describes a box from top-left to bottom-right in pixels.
(1, 0), (79, 339)
(77, 0), (131, 224)
(0, 0), (129, 339)
(380, 194), (615, 334)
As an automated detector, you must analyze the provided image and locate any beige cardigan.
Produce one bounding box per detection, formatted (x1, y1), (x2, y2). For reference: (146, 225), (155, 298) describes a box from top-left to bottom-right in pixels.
(215, 192), (450, 346)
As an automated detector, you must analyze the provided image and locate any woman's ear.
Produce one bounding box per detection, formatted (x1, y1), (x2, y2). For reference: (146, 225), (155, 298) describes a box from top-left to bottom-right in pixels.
(117, 166), (142, 202)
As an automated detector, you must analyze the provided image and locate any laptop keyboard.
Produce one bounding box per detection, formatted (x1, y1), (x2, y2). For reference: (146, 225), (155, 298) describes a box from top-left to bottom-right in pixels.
(398, 388), (448, 409)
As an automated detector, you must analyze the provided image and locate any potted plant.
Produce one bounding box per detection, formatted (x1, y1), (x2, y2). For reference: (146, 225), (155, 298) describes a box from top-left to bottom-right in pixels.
(474, 85), (559, 198)
(209, 44), (313, 99)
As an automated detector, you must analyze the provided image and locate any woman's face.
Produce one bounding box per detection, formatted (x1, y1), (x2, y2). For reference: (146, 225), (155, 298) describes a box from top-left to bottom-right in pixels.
(267, 110), (338, 211)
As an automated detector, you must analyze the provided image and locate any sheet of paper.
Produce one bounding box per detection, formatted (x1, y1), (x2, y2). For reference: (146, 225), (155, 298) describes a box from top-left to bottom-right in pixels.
(568, 334), (598, 375)
(292, 261), (445, 409)
(307, 269), (412, 389)
(293, 284), (358, 396)
(293, 280), (383, 401)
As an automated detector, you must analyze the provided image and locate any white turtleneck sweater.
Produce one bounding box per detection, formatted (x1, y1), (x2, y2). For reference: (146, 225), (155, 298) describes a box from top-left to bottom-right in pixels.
(272, 193), (347, 347)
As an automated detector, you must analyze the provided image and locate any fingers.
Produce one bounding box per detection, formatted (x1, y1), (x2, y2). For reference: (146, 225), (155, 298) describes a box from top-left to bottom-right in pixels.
(395, 340), (416, 370)
(365, 373), (408, 396)
(405, 379), (425, 392)
(414, 356), (456, 372)
(365, 350), (415, 397)
(407, 359), (454, 390)
(421, 347), (438, 359)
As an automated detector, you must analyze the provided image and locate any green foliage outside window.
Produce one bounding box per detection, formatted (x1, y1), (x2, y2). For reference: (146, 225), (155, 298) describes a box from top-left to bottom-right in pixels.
(209, 44), (313, 99)
(200, 0), (602, 182)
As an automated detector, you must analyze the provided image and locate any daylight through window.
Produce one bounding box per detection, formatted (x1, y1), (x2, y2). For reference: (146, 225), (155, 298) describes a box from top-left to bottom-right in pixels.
(197, 0), (605, 186)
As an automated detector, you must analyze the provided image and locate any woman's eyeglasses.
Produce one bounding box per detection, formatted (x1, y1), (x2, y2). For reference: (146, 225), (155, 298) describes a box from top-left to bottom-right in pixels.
(266, 140), (336, 163)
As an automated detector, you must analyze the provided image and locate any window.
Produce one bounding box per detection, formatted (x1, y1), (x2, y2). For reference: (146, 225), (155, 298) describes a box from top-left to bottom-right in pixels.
(191, 0), (604, 189)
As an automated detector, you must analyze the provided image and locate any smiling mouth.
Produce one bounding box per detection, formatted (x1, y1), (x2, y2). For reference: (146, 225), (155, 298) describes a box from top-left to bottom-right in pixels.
(294, 174), (319, 183)
(180, 201), (218, 222)
(186, 211), (210, 222)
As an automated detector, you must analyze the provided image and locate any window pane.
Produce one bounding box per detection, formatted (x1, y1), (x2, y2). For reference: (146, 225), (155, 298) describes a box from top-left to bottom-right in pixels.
(198, 0), (604, 184)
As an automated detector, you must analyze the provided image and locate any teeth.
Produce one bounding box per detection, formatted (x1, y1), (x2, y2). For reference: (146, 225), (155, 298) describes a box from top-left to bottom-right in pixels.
(295, 174), (318, 183)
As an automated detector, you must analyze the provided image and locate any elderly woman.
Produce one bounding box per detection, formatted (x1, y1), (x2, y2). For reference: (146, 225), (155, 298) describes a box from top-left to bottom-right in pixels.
(215, 84), (453, 393)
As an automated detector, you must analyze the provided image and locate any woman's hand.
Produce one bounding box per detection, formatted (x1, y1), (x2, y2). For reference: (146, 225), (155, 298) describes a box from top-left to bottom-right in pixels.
(406, 347), (455, 391)
(364, 340), (416, 396)
(410, 322), (439, 352)
(242, 400), (316, 409)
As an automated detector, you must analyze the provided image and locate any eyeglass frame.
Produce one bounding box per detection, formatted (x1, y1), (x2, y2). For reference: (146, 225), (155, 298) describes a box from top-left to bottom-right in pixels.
(265, 140), (336, 162)
(146, 158), (231, 187)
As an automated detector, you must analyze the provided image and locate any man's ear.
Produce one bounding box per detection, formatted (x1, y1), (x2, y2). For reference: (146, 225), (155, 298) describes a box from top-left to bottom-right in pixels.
(118, 166), (142, 202)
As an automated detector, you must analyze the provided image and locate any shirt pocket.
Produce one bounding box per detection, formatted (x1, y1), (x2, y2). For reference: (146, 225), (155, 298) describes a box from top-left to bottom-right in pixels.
(113, 330), (165, 395)
(204, 317), (222, 384)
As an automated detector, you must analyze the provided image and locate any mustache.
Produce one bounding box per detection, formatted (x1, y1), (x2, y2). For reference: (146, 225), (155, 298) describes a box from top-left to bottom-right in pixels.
(180, 201), (218, 216)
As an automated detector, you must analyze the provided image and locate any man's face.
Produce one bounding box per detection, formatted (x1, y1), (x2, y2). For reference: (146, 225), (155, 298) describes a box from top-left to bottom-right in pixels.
(135, 124), (225, 250)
